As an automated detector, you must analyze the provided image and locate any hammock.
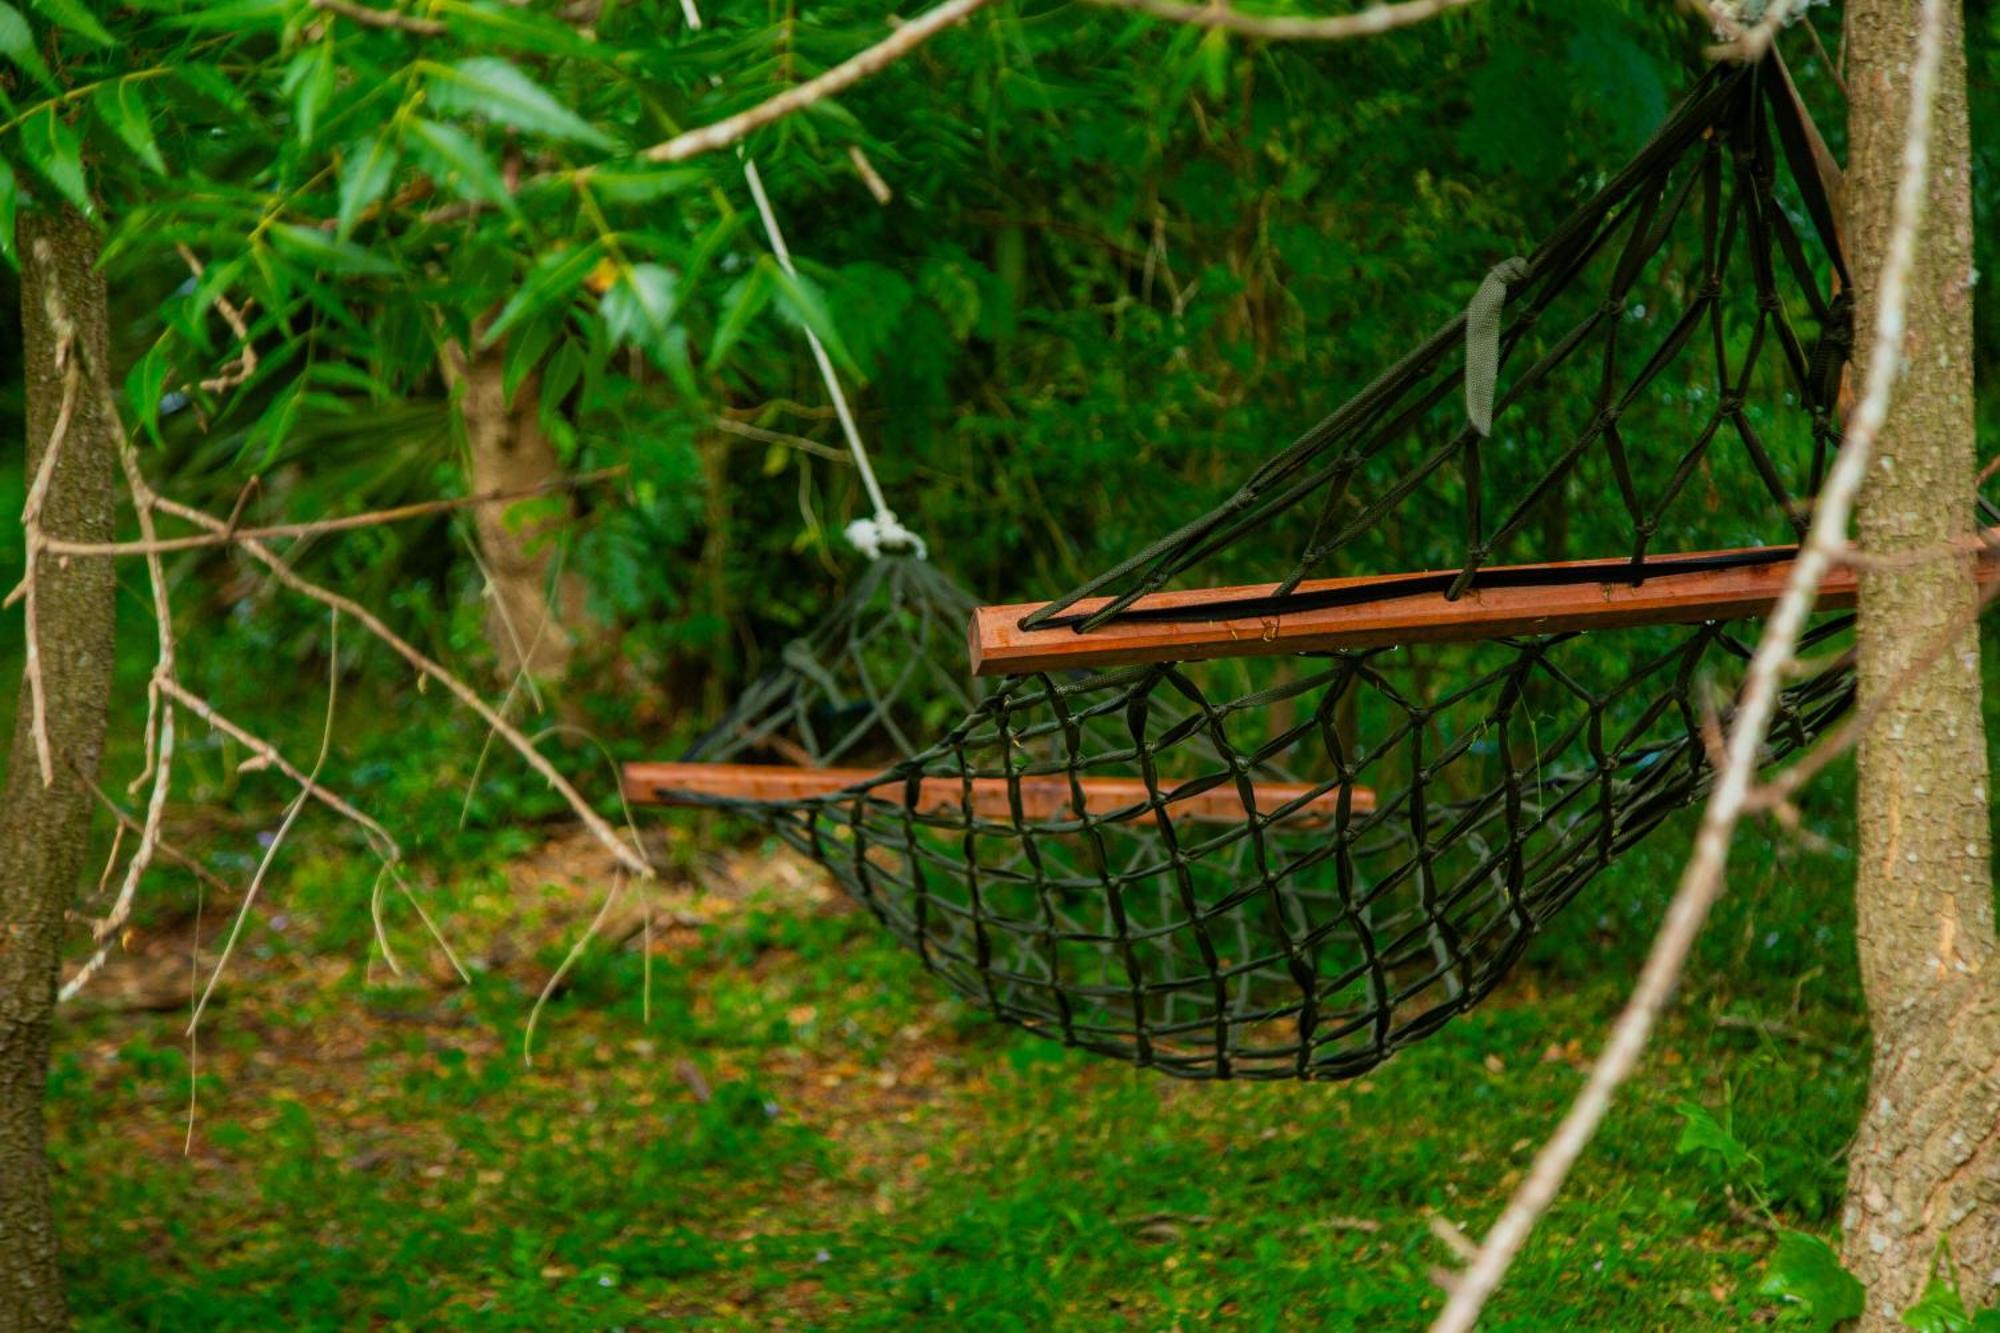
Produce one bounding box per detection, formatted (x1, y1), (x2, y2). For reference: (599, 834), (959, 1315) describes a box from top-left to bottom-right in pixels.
(630, 57), (1887, 1080)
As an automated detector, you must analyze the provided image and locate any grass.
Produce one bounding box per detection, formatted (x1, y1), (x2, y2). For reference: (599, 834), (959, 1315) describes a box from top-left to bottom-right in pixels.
(47, 780), (1871, 1331)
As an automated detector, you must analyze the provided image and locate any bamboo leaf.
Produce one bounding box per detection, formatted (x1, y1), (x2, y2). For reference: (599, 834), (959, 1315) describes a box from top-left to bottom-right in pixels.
(406, 117), (515, 216)
(268, 222), (399, 276)
(708, 266), (772, 367)
(0, 2), (55, 92)
(91, 80), (167, 175)
(765, 259), (857, 376)
(335, 132), (400, 240)
(125, 341), (172, 444)
(425, 57), (616, 151)
(481, 240), (604, 346)
(19, 105), (91, 214)
(29, 0), (111, 45)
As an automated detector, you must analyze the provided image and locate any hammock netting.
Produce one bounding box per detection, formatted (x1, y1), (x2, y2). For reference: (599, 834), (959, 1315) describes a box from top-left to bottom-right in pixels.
(640, 59), (1889, 1079)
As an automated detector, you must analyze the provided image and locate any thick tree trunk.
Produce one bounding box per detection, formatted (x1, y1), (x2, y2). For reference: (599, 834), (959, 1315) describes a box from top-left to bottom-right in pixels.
(439, 341), (586, 683)
(0, 208), (120, 1331)
(1842, 2), (2000, 1322)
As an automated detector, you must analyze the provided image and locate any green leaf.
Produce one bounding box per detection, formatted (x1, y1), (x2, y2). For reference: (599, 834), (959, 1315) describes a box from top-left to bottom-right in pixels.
(0, 2), (55, 92)
(481, 241), (604, 346)
(425, 57), (616, 151)
(335, 133), (400, 240)
(437, 0), (604, 60)
(19, 106), (91, 214)
(501, 311), (558, 403)
(405, 118), (515, 216)
(1759, 1231), (1866, 1333)
(29, 0), (111, 45)
(91, 80), (167, 175)
(174, 0), (297, 27)
(1967, 1311), (2000, 1332)
(764, 259), (857, 375)
(1904, 1275), (1971, 1332)
(572, 166), (702, 204)
(173, 63), (251, 116)
(1673, 1101), (1756, 1177)
(268, 223), (398, 277)
(285, 42), (336, 145)
(0, 157), (16, 266)
(598, 262), (678, 364)
(124, 341), (172, 444)
(708, 266), (771, 366)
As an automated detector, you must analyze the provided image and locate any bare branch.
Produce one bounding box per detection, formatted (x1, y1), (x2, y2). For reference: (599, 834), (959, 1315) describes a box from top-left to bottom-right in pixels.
(41, 467), (627, 559)
(76, 776), (231, 898)
(1433, 2), (1952, 1327)
(309, 0), (447, 35)
(848, 145), (894, 204)
(142, 490), (652, 881)
(156, 676), (401, 861)
(711, 417), (854, 463)
(188, 613), (343, 1035)
(638, 0), (996, 164)
(1085, 0), (1478, 41)
(16, 284), (81, 785)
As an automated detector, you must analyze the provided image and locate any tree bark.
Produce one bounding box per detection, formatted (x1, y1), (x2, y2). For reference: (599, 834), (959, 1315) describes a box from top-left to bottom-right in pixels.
(0, 207), (120, 1331)
(439, 340), (586, 683)
(1842, 1), (2000, 1322)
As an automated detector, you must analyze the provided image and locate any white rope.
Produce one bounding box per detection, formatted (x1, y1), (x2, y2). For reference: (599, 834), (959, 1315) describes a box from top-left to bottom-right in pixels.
(741, 157), (927, 560)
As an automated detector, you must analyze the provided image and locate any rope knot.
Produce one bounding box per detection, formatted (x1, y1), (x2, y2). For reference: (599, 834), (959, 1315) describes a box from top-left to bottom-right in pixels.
(845, 511), (929, 561)
(1465, 256), (1531, 437)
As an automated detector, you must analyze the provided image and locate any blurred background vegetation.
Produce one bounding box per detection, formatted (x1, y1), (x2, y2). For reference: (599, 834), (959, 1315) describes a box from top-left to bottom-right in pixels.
(4, 0), (2000, 1324)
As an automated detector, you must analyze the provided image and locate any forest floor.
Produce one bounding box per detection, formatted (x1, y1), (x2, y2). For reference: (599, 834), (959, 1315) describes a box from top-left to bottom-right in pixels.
(49, 820), (1867, 1330)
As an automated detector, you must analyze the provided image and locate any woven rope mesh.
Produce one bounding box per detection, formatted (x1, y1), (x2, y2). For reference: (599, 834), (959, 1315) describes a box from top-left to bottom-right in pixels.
(646, 60), (1879, 1079)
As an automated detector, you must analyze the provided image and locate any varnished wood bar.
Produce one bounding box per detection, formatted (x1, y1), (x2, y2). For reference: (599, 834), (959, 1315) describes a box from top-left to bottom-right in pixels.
(970, 543), (2000, 678)
(623, 762), (1374, 822)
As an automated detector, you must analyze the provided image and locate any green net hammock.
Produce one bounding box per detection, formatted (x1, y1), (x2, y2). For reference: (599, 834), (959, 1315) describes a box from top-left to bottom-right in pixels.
(631, 58), (1887, 1080)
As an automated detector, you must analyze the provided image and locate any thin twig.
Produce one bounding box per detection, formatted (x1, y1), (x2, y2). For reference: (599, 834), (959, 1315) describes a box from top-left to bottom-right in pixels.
(639, 0), (996, 164)
(174, 245), (261, 393)
(711, 417), (853, 462)
(848, 145), (893, 204)
(1433, 2), (1950, 1327)
(40, 468), (627, 559)
(156, 676), (401, 861)
(62, 434), (185, 1001)
(309, 0), (448, 35)
(1086, 0), (1478, 41)
(188, 612), (343, 1035)
(1755, 576), (2000, 811)
(76, 777), (232, 898)
(143, 491), (652, 880)
(17, 270), (81, 785)
(524, 868), (625, 1065)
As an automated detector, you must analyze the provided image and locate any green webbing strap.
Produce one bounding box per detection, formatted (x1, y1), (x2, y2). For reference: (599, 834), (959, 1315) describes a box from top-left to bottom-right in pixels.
(1465, 255), (1529, 437)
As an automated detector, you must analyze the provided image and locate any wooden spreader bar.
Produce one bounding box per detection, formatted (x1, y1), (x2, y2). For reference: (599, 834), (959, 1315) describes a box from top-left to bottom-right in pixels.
(970, 543), (2000, 678)
(623, 762), (1374, 823)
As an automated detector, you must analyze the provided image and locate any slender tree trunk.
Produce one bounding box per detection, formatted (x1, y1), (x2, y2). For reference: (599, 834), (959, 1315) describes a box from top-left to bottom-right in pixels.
(439, 340), (586, 683)
(1842, 2), (2000, 1322)
(0, 208), (120, 1331)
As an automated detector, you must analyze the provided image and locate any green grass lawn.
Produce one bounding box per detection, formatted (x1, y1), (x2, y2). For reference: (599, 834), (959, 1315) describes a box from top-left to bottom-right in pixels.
(49, 802), (1867, 1331)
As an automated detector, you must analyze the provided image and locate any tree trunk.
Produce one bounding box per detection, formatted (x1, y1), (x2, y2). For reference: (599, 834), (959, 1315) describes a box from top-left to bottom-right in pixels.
(0, 207), (120, 1331)
(1842, 1), (2000, 1322)
(439, 340), (586, 683)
